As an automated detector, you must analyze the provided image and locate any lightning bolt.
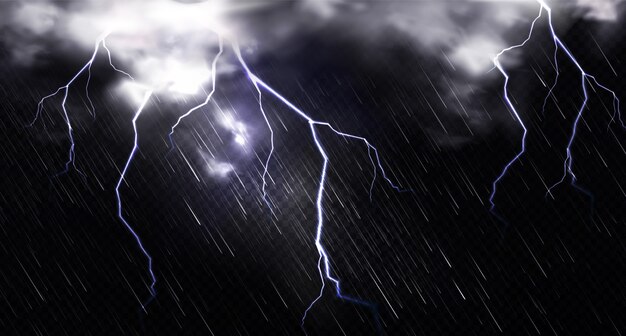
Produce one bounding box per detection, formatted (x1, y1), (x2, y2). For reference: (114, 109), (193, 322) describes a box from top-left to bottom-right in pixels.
(29, 31), (133, 176)
(114, 89), (156, 308)
(489, 0), (621, 215)
(32, 0), (621, 331)
(33, 26), (409, 330)
(231, 41), (409, 331)
(30, 30), (157, 308)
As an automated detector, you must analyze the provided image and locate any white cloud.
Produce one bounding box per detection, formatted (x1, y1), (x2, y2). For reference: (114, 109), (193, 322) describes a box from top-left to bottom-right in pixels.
(4, 0), (619, 78)
(2, 0), (620, 147)
(12, 3), (58, 35)
(4, 0), (229, 96)
(450, 35), (505, 76)
(575, 0), (622, 21)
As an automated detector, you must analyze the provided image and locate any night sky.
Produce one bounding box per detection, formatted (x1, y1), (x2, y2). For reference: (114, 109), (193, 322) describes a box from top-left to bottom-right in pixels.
(0, 1), (625, 335)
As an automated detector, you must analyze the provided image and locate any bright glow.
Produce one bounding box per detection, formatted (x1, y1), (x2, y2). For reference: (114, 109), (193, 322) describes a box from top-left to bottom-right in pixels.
(117, 80), (151, 105)
(136, 57), (211, 94)
(63, 0), (227, 96)
(220, 113), (247, 133)
(218, 112), (250, 147)
(234, 133), (246, 145)
(450, 35), (504, 75)
(203, 157), (235, 178)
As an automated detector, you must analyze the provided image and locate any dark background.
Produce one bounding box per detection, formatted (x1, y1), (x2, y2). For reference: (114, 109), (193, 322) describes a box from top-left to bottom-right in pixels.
(1, 6), (625, 336)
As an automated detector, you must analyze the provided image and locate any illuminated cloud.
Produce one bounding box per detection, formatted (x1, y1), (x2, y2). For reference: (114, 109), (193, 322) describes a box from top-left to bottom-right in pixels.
(575, 0), (622, 21)
(200, 154), (235, 179)
(2, 0), (229, 96)
(218, 111), (249, 148)
(1, 0), (621, 147)
(3, 0), (620, 80)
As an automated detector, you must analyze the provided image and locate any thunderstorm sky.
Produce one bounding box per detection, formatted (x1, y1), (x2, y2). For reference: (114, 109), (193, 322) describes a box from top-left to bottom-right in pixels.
(0, 0), (625, 335)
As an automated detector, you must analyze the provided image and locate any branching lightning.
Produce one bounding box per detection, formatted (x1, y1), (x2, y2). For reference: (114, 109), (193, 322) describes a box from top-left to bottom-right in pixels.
(32, 0), (620, 331)
(489, 0), (622, 213)
(29, 31), (133, 176)
(29, 31), (157, 307)
(33, 26), (408, 331)
(230, 42), (410, 330)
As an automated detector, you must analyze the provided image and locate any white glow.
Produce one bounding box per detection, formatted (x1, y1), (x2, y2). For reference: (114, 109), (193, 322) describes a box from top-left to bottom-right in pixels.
(117, 80), (152, 105)
(220, 112), (247, 133)
(450, 36), (504, 75)
(234, 133), (246, 145)
(19, 0), (230, 98)
(219, 112), (249, 146)
(132, 57), (211, 95)
(205, 158), (235, 178)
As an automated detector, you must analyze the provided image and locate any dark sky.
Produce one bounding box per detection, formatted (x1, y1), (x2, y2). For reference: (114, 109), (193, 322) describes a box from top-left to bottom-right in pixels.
(0, 1), (625, 335)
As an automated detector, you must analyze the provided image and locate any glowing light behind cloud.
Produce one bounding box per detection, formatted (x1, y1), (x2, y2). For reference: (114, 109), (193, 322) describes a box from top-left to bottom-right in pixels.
(9, 0), (232, 95)
(219, 111), (250, 148)
(89, 0), (226, 95)
(6, 0), (621, 88)
(3, 0), (621, 153)
(202, 156), (235, 179)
